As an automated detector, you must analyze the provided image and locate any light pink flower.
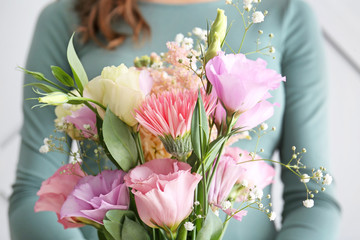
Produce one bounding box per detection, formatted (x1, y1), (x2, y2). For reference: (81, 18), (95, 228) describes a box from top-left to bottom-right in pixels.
(124, 158), (202, 232)
(208, 155), (247, 221)
(214, 99), (275, 131)
(224, 147), (275, 190)
(60, 170), (129, 225)
(64, 106), (97, 138)
(34, 163), (86, 229)
(205, 52), (285, 114)
(135, 90), (215, 139)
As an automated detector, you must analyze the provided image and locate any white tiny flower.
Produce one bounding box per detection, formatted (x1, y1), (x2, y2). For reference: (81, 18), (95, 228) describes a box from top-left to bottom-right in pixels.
(184, 222), (195, 231)
(225, 0), (232, 5)
(269, 46), (276, 53)
(213, 209), (220, 217)
(243, 0), (253, 5)
(260, 122), (268, 130)
(253, 0), (261, 3)
(39, 145), (50, 154)
(175, 33), (184, 43)
(313, 169), (323, 180)
(194, 201), (200, 206)
(253, 188), (263, 199)
(192, 27), (203, 36)
(300, 174), (310, 183)
(252, 11), (265, 24)
(248, 192), (256, 203)
(241, 179), (248, 187)
(43, 138), (51, 145)
(323, 174), (333, 185)
(269, 211), (276, 221)
(303, 199), (314, 208)
(244, 4), (252, 11)
(221, 201), (232, 210)
(83, 124), (91, 130)
(182, 37), (194, 50)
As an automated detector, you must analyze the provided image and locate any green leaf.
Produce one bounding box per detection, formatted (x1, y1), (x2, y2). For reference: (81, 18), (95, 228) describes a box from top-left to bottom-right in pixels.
(203, 137), (227, 171)
(196, 210), (223, 240)
(121, 217), (150, 240)
(191, 91), (209, 160)
(24, 82), (59, 93)
(67, 33), (88, 93)
(103, 210), (138, 240)
(51, 65), (74, 87)
(103, 108), (138, 171)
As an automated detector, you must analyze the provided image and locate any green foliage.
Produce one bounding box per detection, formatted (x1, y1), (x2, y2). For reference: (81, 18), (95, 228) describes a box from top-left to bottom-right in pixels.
(103, 210), (149, 240)
(51, 65), (74, 87)
(67, 33), (88, 94)
(24, 82), (59, 93)
(191, 91), (209, 161)
(102, 108), (138, 171)
(196, 210), (223, 240)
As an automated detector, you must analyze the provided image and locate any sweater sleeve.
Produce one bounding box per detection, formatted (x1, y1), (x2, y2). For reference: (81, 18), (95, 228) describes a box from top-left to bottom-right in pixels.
(8, 2), (96, 239)
(277, 0), (341, 239)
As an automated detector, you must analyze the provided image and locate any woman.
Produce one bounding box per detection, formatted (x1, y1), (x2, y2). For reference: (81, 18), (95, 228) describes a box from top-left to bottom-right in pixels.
(9, 0), (340, 239)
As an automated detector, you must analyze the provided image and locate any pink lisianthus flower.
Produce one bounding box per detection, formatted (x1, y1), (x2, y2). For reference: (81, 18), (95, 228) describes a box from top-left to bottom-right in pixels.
(64, 105), (97, 138)
(60, 170), (129, 225)
(224, 147), (275, 190)
(205, 52), (285, 114)
(208, 156), (247, 221)
(34, 163), (86, 229)
(214, 99), (275, 131)
(124, 158), (202, 233)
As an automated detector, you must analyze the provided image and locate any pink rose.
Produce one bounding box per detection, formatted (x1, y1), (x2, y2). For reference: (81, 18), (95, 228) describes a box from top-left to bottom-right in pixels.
(124, 158), (201, 232)
(60, 170), (129, 225)
(34, 163), (86, 229)
(206, 52), (285, 114)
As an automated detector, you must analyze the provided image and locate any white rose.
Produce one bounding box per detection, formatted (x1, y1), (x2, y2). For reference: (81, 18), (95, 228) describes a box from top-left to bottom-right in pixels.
(84, 64), (153, 126)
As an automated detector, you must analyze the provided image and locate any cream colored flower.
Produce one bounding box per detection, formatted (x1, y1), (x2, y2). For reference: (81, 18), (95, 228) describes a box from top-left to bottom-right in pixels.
(84, 64), (153, 126)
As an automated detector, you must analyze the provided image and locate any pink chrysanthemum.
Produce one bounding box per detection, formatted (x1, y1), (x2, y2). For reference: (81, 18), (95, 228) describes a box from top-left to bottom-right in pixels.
(135, 90), (215, 139)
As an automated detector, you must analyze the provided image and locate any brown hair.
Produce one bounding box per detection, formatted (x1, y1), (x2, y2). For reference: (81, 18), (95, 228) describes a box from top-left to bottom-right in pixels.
(74, 0), (150, 49)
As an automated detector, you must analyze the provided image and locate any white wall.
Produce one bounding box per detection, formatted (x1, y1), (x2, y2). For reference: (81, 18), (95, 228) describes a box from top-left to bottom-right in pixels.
(0, 1), (52, 239)
(1, 1), (359, 240)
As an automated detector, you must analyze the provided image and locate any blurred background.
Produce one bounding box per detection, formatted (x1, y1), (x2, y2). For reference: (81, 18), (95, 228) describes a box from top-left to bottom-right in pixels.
(1, 0), (359, 239)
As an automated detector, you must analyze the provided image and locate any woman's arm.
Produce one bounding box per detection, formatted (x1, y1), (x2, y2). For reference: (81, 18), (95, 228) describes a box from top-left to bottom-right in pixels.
(277, 0), (341, 239)
(8, 1), (95, 239)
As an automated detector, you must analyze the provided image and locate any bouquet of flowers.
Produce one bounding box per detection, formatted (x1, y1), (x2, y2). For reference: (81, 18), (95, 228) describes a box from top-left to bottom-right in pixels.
(23, 1), (332, 239)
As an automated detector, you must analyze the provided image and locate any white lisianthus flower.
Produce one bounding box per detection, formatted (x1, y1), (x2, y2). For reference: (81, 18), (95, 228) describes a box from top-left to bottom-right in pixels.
(303, 199), (314, 208)
(323, 174), (333, 185)
(184, 222), (195, 231)
(300, 173), (310, 183)
(84, 64), (153, 126)
(269, 211), (276, 221)
(252, 11), (265, 23)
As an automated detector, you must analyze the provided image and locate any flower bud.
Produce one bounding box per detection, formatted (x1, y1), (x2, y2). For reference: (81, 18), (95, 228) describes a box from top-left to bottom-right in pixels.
(208, 9), (227, 47)
(39, 92), (69, 105)
(205, 32), (221, 63)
